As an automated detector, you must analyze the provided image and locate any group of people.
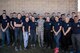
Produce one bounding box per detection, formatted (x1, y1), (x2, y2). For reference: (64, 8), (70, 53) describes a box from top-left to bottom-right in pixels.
(0, 10), (80, 53)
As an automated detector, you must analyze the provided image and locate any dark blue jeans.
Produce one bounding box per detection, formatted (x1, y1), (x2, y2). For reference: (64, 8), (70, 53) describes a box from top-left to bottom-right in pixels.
(54, 32), (61, 48)
(30, 30), (36, 44)
(14, 28), (23, 47)
(2, 28), (10, 46)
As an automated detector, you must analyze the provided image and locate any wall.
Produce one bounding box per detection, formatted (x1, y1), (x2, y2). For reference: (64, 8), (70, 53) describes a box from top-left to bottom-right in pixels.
(0, 0), (78, 15)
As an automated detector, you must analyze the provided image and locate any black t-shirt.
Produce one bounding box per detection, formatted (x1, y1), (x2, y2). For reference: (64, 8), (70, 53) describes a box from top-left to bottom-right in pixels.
(72, 20), (80, 34)
(52, 20), (62, 32)
(62, 22), (71, 32)
(1, 18), (9, 29)
(21, 16), (26, 22)
(29, 21), (38, 30)
(44, 21), (52, 30)
(14, 18), (22, 28)
(23, 21), (29, 31)
(10, 17), (16, 27)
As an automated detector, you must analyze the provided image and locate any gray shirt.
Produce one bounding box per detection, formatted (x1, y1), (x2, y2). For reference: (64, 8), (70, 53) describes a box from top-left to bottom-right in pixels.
(37, 19), (45, 31)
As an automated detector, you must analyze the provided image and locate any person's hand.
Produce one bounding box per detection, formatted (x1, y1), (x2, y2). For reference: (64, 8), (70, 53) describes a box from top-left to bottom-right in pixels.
(2, 29), (5, 32)
(64, 33), (66, 36)
(54, 32), (57, 36)
(51, 30), (53, 32)
(28, 32), (31, 36)
(13, 27), (15, 29)
(21, 23), (23, 25)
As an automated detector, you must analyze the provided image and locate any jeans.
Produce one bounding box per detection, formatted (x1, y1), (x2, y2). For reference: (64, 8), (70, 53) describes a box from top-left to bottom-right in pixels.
(2, 28), (10, 46)
(23, 31), (28, 48)
(14, 28), (23, 47)
(54, 32), (61, 48)
(30, 30), (36, 45)
(71, 34), (80, 53)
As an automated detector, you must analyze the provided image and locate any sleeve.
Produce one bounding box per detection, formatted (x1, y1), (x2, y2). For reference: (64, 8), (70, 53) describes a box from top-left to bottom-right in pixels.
(62, 22), (64, 27)
(0, 15), (2, 23)
(7, 16), (10, 23)
(69, 22), (71, 27)
(23, 22), (25, 26)
(29, 22), (31, 26)
(52, 22), (54, 26)
(44, 22), (45, 27)
(14, 18), (16, 22)
(60, 21), (62, 26)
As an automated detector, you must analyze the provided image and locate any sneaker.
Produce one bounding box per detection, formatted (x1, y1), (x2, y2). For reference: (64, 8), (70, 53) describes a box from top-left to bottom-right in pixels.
(70, 51), (74, 53)
(15, 47), (18, 51)
(54, 48), (59, 53)
(33, 44), (35, 48)
(65, 51), (68, 53)
(12, 43), (15, 46)
(19, 46), (22, 51)
(24, 48), (27, 50)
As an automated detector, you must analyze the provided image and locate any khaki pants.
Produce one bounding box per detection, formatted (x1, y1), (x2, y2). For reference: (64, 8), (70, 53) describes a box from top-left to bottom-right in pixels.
(37, 30), (44, 47)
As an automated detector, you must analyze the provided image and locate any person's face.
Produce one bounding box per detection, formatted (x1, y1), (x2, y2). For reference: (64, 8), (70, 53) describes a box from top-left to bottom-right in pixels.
(57, 12), (61, 16)
(52, 12), (56, 16)
(22, 11), (25, 16)
(72, 13), (76, 17)
(46, 17), (50, 22)
(45, 13), (47, 16)
(62, 15), (65, 18)
(2, 14), (6, 19)
(31, 17), (35, 21)
(10, 13), (13, 18)
(17, 14), (21, 19)
(25, 13), (29, 17)
(65, 17), (70, 23)
(39, 16), (43, 19)
(55, 17), (59, 21)
(13, 14), (17, 18)
(74, 17), (78, 23)
(25, 18), (29, 22)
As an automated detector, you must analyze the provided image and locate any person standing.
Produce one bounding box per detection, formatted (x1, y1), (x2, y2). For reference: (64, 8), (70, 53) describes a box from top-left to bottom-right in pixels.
(71, 16), (80, 53)
(22, 17), (29, 50)
(14, 13), (23, 51)
(44, 17), (52, 48)
(10, 12), (17, 46)
(52, 16), (62, 53)
(29, 16), (38, 48)
(61, 17), (71, 53)
(37, 16), (45, 47)
(1, 13), (10, 47)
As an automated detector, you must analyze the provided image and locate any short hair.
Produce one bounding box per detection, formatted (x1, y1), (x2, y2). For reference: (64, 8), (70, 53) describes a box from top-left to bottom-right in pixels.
(55, 16), (59, 18)
(3, 10), (6, 11)
(61, 14), (65, 17)
(17, 13), (22, 16)
(2, 13), (6, 15)
(72, 12), (75, 14)
(74, 16), (78, 18)
(13, 12), (16, 14)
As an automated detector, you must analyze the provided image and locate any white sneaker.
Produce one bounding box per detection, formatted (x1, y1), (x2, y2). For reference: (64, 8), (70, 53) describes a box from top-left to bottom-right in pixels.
(15, 47), (18, 51)
(19, 46), (22, 51)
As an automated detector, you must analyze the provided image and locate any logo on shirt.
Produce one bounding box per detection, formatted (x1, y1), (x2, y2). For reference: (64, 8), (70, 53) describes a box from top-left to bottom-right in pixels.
(5, 20), (7, 22)
(67, 24), (69, 26)
(58, 23), (60, 25)
(20, 20), (22, 22)
(49, 23), (51, 25)
(77, 24), (80, 27)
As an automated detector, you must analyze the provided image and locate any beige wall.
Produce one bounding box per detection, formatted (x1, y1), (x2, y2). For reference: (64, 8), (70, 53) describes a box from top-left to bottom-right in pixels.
(0, 0), (78, 15)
